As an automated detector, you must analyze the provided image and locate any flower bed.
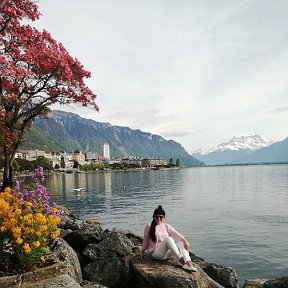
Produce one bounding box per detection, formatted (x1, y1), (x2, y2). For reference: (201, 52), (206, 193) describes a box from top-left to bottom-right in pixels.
(0, 167), (60, 275)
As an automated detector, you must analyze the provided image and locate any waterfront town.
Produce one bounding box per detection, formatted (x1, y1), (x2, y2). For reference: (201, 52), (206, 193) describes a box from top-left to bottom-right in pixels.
(14, 143), (176, 172)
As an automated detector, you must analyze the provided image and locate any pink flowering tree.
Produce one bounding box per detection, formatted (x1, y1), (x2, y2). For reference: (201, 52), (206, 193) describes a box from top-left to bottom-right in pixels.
(0, 0), (99, 189)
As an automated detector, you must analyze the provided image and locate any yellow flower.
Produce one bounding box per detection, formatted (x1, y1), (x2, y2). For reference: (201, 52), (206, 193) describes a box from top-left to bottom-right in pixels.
(22, 243), (31, 254)
(24, 227), (35, 235)
(0, 226), (7, 232)
(33, 241), (40, 248)
(15, 237), (23, 244)
(35, 212), (47, 224)
(39, 225), (47, 233)
(51, 207), (59, 214)
(47, 215), (61, 226)
(51, 229), (60, 239)
(23, 213), (34, 225)
(0, 199), (9, 213)
(4, 187), (11, 194)
(12, 227), (21, 237)
(15, 208), (22, 215)
(25, 201), (32, 207)
(55, 216), (61, 225)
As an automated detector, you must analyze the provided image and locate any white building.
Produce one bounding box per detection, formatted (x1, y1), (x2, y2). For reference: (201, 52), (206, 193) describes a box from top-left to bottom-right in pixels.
(102, 143), (110, 160)
(15, 151), (26, 159)
(18, 149), (46, 161)
(86, 152), (99, 162)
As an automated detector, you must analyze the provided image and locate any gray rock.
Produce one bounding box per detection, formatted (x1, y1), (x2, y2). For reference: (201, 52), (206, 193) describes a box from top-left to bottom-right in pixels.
(0, 262), (69, 288)
(85, 219), (101, 225)
(59, 206), (74, 217)
(242, 279), (267, 288)
(33, 274), (81, 288)
(83, 243), (118, 262)
(60, 228), (73, 238)
(52, 238), (83, 283)
(83, 258), (128, 287)
(61, 217), (87, 231)
(242, 277), (288, 288)
(64, 224), (103, 252)
(263, 277), (288, 288)
(129, 256), (224, 288)
(95, 230), (134, 257)
(80, 280), (108, 288)
(81, 230), (137, 287)
(201, 262), (238, 288)
(58, 205), (86, 231)
(110, 227), (142, 253)
(188, 252), (238, 288)
(58, 206), (101, 232)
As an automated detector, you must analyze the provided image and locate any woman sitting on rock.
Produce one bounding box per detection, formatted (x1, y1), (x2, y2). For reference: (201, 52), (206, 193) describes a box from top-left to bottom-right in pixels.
(140, 205), (197, 272)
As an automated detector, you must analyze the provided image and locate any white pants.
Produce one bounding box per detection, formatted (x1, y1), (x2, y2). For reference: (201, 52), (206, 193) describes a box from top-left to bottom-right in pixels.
(152, 237), (191, 263)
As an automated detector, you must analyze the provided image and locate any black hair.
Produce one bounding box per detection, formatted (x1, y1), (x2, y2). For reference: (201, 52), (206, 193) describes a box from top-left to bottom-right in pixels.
(149, 205), (165, 242)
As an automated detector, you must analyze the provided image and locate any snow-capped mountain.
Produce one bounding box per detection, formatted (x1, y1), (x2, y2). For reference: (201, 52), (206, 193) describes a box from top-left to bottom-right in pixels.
(191, 135), (274, 155)
(191, 135), (276, 165)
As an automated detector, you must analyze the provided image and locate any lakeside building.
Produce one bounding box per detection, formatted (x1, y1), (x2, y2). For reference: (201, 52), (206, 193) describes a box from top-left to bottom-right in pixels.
(102, 143), (110, 160)
(15, 151), (26, 159)
(121, 157), (142, 168)
(23, 149), (46, 161)
(15, 145), (170, 171)
(142, 158), (168, 168)
(86, 152), (99, 163)
(71, 150), (86, 165)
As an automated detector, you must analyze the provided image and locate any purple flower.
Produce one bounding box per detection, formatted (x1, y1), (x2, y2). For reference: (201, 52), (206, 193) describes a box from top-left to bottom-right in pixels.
(14, 180), (21, 191)
(12, 166), (55, 214)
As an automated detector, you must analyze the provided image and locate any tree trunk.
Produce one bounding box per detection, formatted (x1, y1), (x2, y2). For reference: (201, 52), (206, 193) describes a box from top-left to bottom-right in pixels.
(1, 150), (14, 190)
(1, 126), (23, 191)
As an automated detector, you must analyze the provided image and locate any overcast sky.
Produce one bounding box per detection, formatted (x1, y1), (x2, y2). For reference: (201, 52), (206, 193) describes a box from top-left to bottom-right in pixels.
(34, 0), (288, 152)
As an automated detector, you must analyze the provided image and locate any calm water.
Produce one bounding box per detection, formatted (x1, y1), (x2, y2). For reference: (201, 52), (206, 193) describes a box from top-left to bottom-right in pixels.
(45, 165), (288, 285)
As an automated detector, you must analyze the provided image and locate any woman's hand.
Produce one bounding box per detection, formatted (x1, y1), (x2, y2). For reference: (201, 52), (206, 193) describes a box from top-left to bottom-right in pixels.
(182, 238), (190, 251)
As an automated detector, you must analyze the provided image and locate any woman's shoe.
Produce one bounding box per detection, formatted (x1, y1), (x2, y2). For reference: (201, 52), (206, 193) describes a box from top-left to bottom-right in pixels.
(183, 264), (197, 272)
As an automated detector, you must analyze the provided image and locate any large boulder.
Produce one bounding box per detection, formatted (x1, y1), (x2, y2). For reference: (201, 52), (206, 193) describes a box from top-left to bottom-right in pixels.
(82, 229), (135, 263)
(189, 252), (238, 288)
(242, 279), (267, 288)
(82, 230), (137, 288)
(241, 276), (288, 288)
(129, 256), (224, 288)
(96, 230), (134, 256)
(263, 277), (288, 288)
(110, 227), (142, 247)
(33, 274), (81, 288)
(83, 258), (128, 287)
(83, 243), (118, 263)
(200, 262), (238, 288)
(0, 262), (79, 288)
(64, 224), (103, 252)
(80, 280), (108, 288)
(80, 280), (108, 287)
(52, 237), (83, 283)
(58, 206), (86, 231)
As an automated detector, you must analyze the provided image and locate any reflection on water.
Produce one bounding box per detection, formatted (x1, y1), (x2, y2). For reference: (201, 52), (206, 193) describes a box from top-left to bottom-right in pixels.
(45, 166), (288, 285)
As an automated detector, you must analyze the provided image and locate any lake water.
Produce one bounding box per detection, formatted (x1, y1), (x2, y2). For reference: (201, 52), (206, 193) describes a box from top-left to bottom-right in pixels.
(45, 165), (288, 285)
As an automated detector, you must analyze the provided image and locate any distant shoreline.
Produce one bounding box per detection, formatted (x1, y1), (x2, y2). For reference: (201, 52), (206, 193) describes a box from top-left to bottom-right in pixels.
(204, 162), (288, 167)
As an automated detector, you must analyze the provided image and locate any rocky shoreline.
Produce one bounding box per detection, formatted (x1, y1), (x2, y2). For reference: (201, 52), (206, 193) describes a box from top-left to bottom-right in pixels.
(2, 207), (287, 288)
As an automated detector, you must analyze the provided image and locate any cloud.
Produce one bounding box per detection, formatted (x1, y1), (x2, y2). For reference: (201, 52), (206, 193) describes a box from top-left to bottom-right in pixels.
(263, 104), (288, 115)
(37, 0), (288, 149)
(160, 127), (199, 138)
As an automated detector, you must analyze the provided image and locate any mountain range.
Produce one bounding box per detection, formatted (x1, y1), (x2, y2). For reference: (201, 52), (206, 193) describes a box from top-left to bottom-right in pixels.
(23, 110), (203, 167)
(191, 135), (288, 165)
